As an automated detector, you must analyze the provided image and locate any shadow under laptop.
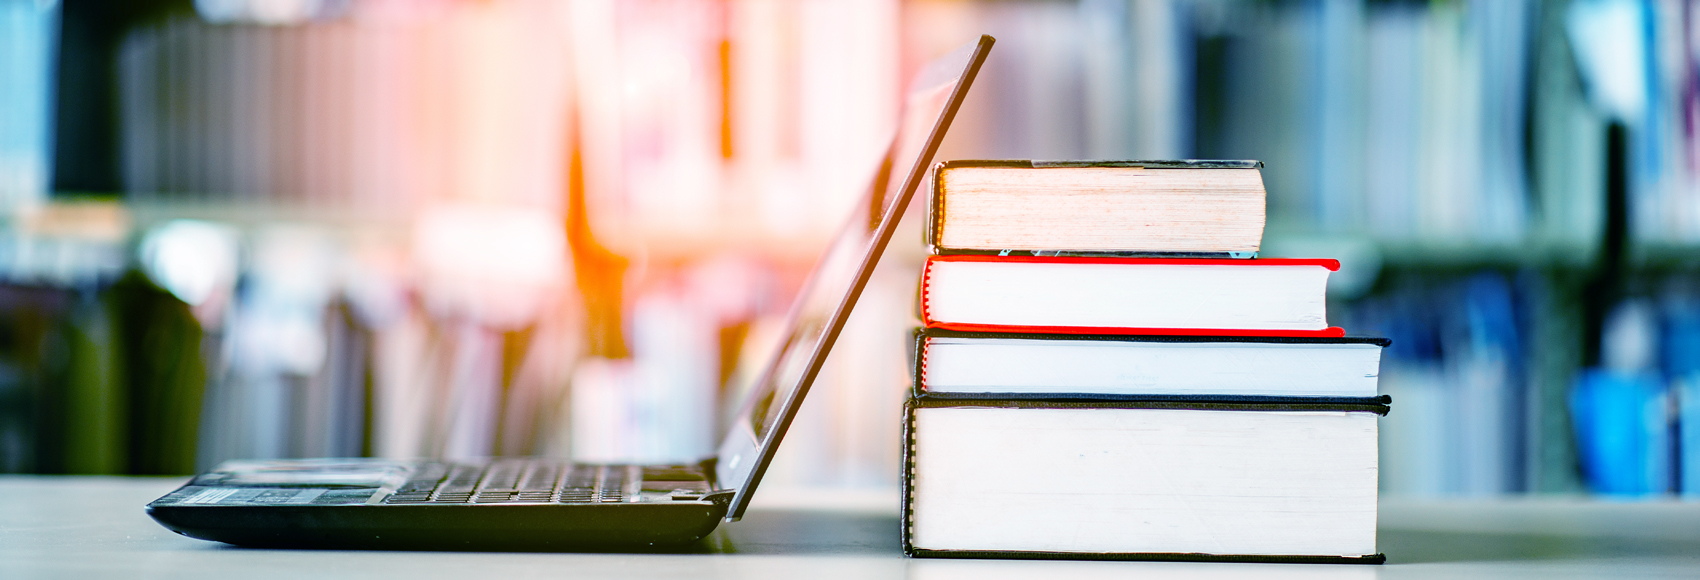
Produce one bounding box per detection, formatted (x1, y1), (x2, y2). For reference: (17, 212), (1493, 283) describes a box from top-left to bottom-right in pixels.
(214, 541), (724, 555)
(206, 508), (903, 555)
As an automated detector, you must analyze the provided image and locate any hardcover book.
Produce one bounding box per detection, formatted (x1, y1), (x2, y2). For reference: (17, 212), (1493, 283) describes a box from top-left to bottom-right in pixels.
(919, 255), (1343, 337)
(914, 328), (1390, 401)
(925, 160), (1266, 256)
(901, 398), (1388, 563)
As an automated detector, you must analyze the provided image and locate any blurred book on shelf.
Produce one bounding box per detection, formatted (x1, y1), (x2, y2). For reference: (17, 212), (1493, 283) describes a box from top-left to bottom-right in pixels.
(1191, 0), (1536, 246)
(1567, 0), (1700, 246)
(0, 0), (58, 213)
(115, 0), (571, 217)
(1345, 274), (1529, 496)
(1569, 292), (1700, 498)
(568, 0), (899, 257)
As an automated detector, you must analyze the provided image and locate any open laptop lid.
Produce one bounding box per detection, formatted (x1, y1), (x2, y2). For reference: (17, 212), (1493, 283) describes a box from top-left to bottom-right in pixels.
(714, 35), (992, 522)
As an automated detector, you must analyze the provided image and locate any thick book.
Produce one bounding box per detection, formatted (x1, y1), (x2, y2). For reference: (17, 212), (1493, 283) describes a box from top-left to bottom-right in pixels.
(919, 255), (1343, 337)
(902, 398), (1387, 563)
(914, 328), (1390, 401)
(925, 160), (1266, 256)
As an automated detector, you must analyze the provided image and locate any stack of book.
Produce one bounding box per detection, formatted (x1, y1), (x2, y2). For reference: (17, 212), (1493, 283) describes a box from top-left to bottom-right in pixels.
(901, 160), (1391, 563)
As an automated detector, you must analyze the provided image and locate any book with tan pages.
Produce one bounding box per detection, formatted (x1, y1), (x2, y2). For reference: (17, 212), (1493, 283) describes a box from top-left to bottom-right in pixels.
(925, 160), (1266, 256)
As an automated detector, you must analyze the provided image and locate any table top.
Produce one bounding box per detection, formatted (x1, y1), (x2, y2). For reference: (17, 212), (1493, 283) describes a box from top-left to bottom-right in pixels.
(2, 475), (1698, 579)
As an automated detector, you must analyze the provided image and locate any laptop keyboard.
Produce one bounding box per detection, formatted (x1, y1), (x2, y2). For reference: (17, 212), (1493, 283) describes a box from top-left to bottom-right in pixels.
(383, 460), (706, 505)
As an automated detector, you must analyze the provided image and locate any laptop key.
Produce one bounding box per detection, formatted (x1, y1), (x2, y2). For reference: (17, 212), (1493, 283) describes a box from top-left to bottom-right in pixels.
(473, 491), (518, 503)
(520, 463), (560, 491)
(439, 466), (481, 492)
(479, 462), (523, 491)
(397, 464), (448, 493)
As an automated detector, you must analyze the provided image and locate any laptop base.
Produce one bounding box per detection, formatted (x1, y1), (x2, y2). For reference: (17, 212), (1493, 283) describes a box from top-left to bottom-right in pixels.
(145, 458), (731, 550)
(148, 499), (730, 550)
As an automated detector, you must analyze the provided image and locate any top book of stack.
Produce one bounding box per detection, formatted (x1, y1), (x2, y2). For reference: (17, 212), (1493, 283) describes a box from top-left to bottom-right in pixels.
(924, 160), (1265, 256)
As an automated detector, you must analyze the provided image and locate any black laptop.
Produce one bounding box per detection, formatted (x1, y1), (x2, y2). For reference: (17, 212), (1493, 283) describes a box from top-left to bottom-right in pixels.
(145, 35), (993, 550)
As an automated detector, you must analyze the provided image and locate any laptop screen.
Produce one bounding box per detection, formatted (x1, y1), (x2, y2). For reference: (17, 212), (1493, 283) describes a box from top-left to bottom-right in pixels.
(714, 36), (992, 521)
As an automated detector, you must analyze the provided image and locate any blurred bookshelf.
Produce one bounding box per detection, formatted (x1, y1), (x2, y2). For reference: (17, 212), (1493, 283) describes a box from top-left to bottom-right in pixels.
(116, 199), (836, 262)
(3, 0), (1699, 499)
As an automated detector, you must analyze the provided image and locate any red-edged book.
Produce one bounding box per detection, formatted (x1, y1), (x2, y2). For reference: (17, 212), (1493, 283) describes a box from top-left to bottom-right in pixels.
(919, 255), (1343, 337)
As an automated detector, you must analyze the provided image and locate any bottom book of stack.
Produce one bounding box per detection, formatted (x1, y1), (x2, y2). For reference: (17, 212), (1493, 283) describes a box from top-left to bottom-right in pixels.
(901, 398), (1388, 563)
(900, 330), (1391, 563)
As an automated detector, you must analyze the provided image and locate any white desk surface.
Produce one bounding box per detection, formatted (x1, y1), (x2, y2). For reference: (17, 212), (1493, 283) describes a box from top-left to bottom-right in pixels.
(2, 475), (1697, 579)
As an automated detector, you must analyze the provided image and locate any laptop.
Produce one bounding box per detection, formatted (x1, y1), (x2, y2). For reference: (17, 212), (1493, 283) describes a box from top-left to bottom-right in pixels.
(145, 35), (993, 550)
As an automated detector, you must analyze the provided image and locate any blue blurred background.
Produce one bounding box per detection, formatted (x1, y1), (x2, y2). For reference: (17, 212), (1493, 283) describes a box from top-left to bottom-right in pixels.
(0, 0), (1693, 499)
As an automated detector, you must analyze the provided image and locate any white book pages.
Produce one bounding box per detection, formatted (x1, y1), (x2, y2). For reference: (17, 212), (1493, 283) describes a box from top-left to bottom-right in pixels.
(923, 338), (1383, 397)
(909, 407), (1379, 557)
(924, 260), (1331, 331)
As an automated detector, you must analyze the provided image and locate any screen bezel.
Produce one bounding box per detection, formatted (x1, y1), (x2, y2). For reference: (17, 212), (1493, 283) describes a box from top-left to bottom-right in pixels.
(714, 35), (993, 522)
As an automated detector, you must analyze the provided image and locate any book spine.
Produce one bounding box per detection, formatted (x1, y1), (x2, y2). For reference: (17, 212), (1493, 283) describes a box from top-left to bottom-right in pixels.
(901, 398), (918, 556)
(924, 162), (943, 249)
(913, 330), (929, 398)
(920, 258), (936, 327)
